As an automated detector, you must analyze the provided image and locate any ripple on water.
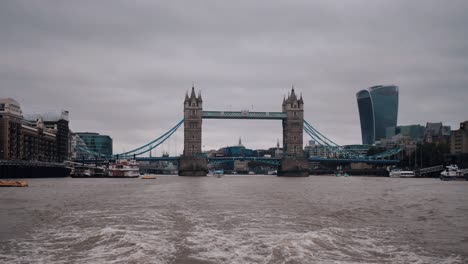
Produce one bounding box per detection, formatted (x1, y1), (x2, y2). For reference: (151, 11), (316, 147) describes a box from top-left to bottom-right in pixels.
(1, 176), (467, 264)
(0, 209), (178, 264)
(186, 225), (464, 264)
(0, 210), (465, 264)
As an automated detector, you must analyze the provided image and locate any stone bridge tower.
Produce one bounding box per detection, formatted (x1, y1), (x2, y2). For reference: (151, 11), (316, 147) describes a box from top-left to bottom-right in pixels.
(278, 87), (309, 176)
(282, 88), (304, 156)
(183, 86), (203, 156)
(179, 86), (208, 176)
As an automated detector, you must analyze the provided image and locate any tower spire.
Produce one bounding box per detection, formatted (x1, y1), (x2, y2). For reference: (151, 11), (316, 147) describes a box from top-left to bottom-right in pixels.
(290, 86), (297, 100)
(190, 85), (196, 99)
(197, 90), (203, 102)
(185, 90), (189, 102)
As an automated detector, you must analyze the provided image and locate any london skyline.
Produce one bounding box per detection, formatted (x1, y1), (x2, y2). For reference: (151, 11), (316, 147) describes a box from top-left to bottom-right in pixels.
(1, 1), (467, 153)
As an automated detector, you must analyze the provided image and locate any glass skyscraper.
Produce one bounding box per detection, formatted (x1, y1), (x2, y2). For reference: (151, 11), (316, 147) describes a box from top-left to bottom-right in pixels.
(76, 132), (113, 156)
(356, 85), (399, 145)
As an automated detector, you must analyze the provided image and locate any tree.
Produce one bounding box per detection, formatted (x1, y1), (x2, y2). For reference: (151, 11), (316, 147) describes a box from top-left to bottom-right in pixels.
(400, 142), (450, 169)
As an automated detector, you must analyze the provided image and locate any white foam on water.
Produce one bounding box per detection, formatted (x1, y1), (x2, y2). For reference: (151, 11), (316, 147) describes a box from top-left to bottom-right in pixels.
(184, 218), (465, 264)
(1, 204), (466, 264)
(0, 209), (178, 264)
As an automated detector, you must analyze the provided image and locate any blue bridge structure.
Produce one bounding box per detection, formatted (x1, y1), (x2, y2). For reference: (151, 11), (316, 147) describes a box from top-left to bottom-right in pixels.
(75, 86), (402, 176)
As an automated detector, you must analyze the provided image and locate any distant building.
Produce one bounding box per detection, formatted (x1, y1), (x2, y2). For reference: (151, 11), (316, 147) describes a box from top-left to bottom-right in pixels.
(451, 121), (468, 154)
(24, 111), (70, 161)
(356, 85), (399, 144)
(221, 137), (257, 157)
(386, 125), (425, 142)
(233, 160), (249, 173)
(75, 132), (113, 157)
(342, 144), (372, 156)
(266, 139), (283, 158)
(424, 122), (451, 144)
(0, 98), (69, 162)
(378, 134), (415, 150)
(305, 140), (331, 158)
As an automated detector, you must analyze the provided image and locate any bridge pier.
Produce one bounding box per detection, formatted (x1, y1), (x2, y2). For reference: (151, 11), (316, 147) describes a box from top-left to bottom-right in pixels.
(277, 157), (309, 177)
(178, 157), (208, 176)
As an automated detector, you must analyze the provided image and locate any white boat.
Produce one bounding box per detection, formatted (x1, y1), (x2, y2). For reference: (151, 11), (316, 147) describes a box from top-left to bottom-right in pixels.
(73, 165), (92, 177)
(213, 169), (224, 178)
(108, 159), (140, 178)
(267, 170), (277, 175)
(389, 169), (415, 178)
(440, 165), (467, 181)
(71, 165), (107, 178)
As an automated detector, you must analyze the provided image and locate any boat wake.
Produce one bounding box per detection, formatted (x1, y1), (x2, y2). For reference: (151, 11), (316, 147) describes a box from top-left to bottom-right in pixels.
(0, 209), (178, 264)
(1, 206), (464, 264)
(185, 217), (463, 264)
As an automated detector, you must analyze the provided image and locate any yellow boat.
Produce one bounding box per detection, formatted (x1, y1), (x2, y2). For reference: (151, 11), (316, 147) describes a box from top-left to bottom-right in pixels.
(0, 180), (29, 187)
(141, 175), (156, 179)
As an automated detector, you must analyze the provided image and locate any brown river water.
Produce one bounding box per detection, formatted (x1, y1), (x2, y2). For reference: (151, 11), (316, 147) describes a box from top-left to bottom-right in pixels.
(0, 175), (467, 264)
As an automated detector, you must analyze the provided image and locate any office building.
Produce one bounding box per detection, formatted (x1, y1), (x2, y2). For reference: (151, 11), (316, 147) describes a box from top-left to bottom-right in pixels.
(305, 140), (332, 158)
(75, 132), (113, 157)
(356, 85), (399, 144)
(386, 125), (425, 142)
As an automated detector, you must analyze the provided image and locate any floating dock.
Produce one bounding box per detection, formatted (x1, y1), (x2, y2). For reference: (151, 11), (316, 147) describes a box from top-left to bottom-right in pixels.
(0, 180), (28, 187)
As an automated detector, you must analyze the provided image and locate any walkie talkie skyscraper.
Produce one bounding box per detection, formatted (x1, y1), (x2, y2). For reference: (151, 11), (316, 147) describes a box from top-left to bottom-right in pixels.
(356, 85), (399, 145)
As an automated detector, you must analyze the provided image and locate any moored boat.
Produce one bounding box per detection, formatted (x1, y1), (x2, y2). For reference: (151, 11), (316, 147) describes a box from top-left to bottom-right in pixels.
(108, 159), (140, 178)
(440, 165), (468, 181)
(141, 175), (156, 179)
(389, 169), (415, 178)
(213, 169), (224, 178)
(71, 165), (107, 178)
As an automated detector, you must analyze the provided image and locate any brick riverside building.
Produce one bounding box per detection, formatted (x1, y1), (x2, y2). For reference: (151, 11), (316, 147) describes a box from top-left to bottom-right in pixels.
(0, 98), (69, 162)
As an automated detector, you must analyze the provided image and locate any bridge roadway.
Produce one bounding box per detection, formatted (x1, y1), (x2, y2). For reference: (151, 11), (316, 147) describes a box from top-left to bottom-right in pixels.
(202, 111), (287, 120)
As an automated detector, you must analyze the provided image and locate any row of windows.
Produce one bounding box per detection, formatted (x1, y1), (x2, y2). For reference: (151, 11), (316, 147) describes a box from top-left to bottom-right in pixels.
(187, 122), (199, 128)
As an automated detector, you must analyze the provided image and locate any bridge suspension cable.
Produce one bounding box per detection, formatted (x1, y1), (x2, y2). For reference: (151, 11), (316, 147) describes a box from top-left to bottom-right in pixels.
(74, 119), (184, 159)
(75, 145), (112, 159)
(115, 119), (184, 158)
(303, 121), (357, 158)
(303, 119), (402, 160)
(115, 119), (184, 157)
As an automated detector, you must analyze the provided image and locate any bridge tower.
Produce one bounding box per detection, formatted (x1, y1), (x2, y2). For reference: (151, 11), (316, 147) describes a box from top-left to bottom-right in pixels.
(282, 88), (304, 156)
(179, 86), (208, 176)
(183, 86), (203, 156)
(278, 87), (309, 176)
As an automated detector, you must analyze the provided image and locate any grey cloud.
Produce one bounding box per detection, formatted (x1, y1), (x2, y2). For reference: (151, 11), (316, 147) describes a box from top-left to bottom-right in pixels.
(1, 0), (468, 154)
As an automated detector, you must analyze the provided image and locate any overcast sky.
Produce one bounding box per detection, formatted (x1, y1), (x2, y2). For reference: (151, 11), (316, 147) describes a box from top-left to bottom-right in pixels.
(1, 1), (467, 155)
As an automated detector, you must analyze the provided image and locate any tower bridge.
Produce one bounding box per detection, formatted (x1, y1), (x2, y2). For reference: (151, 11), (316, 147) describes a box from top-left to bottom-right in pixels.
(74, 86), (402, 176)
(180, 86), (308, 176)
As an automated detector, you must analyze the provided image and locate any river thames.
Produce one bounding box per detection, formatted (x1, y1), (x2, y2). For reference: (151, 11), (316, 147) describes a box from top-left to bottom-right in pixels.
(0, 176), (467, 264)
